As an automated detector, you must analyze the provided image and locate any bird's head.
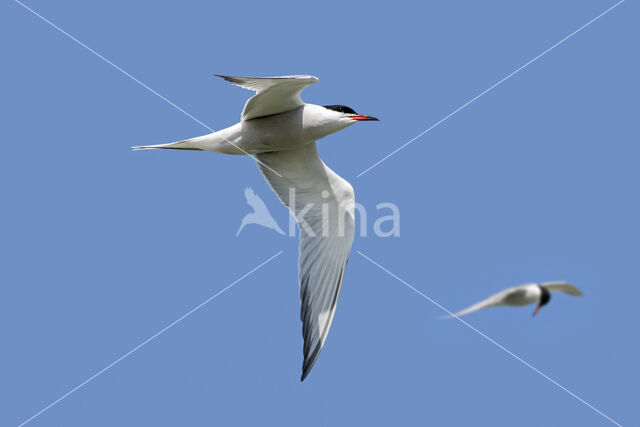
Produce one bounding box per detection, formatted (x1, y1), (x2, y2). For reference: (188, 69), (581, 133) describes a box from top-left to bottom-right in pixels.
(532, 286), (551, 316)
(323, 105), (379, 123)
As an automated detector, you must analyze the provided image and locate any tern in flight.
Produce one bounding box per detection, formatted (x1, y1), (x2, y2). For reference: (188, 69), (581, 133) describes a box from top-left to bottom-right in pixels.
(447, 281), (584, 318)
(134, 75), (378, 380)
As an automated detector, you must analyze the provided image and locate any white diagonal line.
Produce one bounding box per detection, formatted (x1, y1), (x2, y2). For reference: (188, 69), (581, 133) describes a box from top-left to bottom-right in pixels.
(14, 0), (211, 132)
(357, 0), (625, 178)
(356, 250), (622, 427)
(13, 0), (283, 178)
(17, 250), (283, 427)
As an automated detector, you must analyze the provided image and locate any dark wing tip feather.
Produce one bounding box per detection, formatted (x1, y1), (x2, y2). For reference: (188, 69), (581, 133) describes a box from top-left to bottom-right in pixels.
(215, 74), (245, 86)
(215, 74), (318, 82)
(301, 345), (323, 382)
(298, 263), (347, 382)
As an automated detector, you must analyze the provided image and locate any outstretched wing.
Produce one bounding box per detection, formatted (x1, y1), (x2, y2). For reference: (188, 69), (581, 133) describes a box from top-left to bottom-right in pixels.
(542, 281), (584, 296)
(216, 75), (319, 121)
(447, 286), (527, 318)
(255, 143), (355, 381)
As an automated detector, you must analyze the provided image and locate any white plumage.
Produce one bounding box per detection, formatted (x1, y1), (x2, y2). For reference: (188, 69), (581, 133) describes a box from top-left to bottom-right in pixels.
(134, 75), (378, 380)
(447, 281), (584, 318)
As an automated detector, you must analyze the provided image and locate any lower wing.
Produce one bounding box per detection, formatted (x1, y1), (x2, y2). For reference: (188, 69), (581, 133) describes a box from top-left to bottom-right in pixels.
(255, 143), (355, 380)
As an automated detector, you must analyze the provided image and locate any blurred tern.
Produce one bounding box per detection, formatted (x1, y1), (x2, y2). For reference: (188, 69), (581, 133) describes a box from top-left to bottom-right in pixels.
(447, 281), (584, 318)
(134, 75), (379, 380)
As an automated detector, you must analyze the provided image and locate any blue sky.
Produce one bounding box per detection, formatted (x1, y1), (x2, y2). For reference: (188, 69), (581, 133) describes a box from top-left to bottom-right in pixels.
(1, 1), (637, 425)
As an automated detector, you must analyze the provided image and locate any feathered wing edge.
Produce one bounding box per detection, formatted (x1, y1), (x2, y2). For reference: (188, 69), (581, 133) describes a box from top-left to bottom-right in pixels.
(254, 143), (355, 381)
(299, 240), (351, 381)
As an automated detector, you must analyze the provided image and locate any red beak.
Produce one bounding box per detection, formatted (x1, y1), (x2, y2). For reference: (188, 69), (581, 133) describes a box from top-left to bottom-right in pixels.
(532, 305), (541, 317)
(350, 114), (379, 121)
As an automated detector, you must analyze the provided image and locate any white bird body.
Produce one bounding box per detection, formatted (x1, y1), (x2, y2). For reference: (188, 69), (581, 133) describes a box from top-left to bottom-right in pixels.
(134, 75), (378, 380)
(500, 284), (542, 306)
(448, 281), (584, 318)
(138, 104), (353, 155)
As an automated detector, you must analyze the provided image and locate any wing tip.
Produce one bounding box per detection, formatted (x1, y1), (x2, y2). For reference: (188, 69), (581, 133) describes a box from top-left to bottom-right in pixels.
(215, 74), (242, 86)
(300, 344), (323, 382)
(215, 74), (318, 82)
(438, 313), (456, 320)
(542, 281), (585, 296)
(300, 362), (311, 382)
(300, 360), (315, 382)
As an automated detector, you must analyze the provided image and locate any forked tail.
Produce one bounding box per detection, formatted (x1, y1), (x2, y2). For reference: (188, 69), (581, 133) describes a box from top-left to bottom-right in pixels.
(132, 128), (244, 154)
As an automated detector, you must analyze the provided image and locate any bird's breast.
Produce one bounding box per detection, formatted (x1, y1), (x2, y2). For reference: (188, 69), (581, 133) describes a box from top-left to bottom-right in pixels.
(238, 108), (310, 153)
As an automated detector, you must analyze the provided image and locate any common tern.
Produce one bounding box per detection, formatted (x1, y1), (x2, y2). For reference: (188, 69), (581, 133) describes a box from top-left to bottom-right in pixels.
(447, 281), (584, 318)
(134, 75), (378, 380)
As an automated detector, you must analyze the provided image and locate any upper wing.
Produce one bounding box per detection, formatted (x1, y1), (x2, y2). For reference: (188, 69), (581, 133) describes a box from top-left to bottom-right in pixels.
(255, 143), (355, 381)
(216, 75), (319, 121)
(542, 281), (584, 296)
(447, 286), (527, 318)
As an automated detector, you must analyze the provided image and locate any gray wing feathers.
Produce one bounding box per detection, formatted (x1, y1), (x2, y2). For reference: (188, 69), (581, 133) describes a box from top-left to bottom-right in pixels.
(299, 238), (351, 380)
(216, 75), (319, 121)
(216, 75), (318, 91)
(255, 143), (355, 381)
(448, 286), (523, 318)
(542, 281), (584, 296)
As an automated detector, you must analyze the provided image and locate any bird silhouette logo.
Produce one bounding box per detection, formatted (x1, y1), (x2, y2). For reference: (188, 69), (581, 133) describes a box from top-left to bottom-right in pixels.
(236, 187), (285, 236)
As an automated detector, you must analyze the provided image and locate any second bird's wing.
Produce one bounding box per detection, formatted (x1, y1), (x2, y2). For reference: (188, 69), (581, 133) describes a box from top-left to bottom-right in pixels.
(447, 286), (527, 318)
(542, 281), (584, 296)
(216, 75), (318, 121)
(255, 143), (355, 381)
